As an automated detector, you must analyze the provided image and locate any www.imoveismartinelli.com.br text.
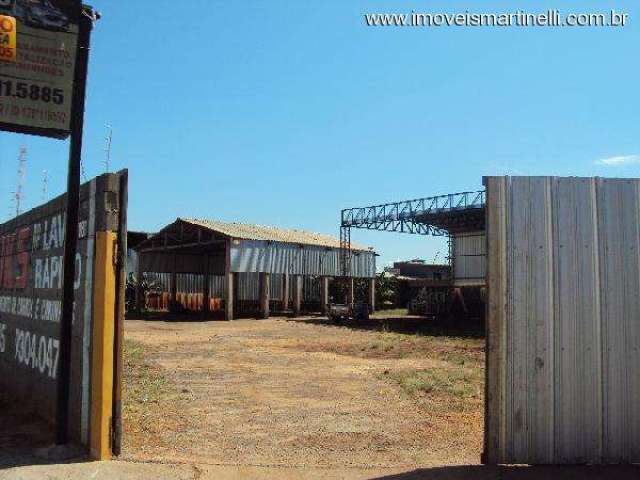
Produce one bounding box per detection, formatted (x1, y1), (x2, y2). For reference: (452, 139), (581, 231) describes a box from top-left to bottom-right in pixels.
(364, 9), (629, 28)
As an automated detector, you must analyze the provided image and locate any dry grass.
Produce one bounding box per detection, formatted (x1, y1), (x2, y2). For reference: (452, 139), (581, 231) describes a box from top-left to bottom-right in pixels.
(370, 308), (410, 318)
(122, 339), (188, 456)
(283, 327), (484, 363)
(388, 364), (484, 412)
(282, 321), (485, 448)
(294, 328), (485, 406)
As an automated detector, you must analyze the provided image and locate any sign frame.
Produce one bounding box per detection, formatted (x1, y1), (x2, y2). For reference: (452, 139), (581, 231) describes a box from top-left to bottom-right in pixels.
(56, 3), (96, 446)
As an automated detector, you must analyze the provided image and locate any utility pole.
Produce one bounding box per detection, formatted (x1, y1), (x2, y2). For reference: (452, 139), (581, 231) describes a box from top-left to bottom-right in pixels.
(104, 124), (112, 173)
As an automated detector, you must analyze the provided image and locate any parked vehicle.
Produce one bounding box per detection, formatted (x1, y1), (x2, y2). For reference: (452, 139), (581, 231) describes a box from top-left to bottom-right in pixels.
(327, 301), (369, 323)
(4, 0), (70, 32)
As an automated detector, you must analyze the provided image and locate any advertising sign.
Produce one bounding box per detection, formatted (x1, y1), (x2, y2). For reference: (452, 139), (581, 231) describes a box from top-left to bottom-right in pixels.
(0, 14), (16, 62)
(0, 0), (81, 138)
(0, 172), (126, 448)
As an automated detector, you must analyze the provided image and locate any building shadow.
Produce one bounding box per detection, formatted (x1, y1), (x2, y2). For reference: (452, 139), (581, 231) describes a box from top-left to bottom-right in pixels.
(125, 310), (227, 322)
(370, 464), (640, 480)
(0, 395), (87, 470)
(291, 314), (484, 339)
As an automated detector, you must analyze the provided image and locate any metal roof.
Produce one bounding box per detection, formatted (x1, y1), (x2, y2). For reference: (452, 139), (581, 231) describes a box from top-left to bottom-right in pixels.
(180, 218), (372, 252)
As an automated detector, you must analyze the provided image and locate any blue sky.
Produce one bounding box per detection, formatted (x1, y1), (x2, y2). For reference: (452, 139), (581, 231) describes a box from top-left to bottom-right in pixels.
(1, 0), (638, 269)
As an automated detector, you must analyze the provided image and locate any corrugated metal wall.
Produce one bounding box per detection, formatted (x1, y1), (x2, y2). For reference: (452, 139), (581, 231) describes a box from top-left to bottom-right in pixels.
(142, 272), (227, 312)
(230, 240), (376, 278)
(140, 242), (376, 278)
(140, 253), (225, 275)
(303, 276), (321, 302)
(452, 231), (486, 285)
(234, 272), (319, 310)
(485, 176), (640, 465)
(209, 275), (226, 299)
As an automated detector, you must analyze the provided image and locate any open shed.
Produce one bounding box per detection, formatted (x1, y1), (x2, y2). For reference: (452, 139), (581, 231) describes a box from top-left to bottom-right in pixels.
(134, 218), (376, 319)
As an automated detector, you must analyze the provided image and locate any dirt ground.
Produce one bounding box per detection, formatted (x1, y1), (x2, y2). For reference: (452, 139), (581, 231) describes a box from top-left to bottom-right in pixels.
(2, 314), (639, 479)
(121, 315), (484, 469)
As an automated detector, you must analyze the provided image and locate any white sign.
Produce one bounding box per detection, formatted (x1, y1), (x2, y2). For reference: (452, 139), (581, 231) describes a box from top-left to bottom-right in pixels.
(0, 0), (80, 138)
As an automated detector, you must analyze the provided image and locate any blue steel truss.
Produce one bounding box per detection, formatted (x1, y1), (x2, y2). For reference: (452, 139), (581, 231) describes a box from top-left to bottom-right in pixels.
(340, 190), (485, 235)
(338, 190), (485, 279)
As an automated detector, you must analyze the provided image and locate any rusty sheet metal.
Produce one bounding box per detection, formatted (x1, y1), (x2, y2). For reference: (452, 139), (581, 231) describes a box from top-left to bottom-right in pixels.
(485, 176), (640, 464)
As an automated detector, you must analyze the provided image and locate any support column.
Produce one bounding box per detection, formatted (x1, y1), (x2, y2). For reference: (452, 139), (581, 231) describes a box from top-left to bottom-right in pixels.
(135, 252), (144, 312)
(202, 255), (210, 316)
(225, 271), (234, 321)
(90, 231), (116, 460)
(346, 277), (354, 305)
(321, 276), (330, 314)
(368, 277), (376, 313)
(224, 239), (234, 321)
(170, 253), (177, 312)
(282, 273), (290, 311)
(259, 272), (270, 319)
(292, 275), (302, 317)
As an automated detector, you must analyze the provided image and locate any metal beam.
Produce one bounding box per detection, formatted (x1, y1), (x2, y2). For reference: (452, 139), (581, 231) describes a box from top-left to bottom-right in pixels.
(341, 190), (485, 235)
(138, 239), (225, 253)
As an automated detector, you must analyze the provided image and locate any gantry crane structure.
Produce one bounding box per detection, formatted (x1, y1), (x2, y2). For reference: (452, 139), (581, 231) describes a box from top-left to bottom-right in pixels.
(339, 190), (486, 281)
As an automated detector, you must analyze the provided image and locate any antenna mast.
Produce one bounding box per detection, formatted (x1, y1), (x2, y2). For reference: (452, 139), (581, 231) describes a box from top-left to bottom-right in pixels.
(104, 124), (112, 173)
(42, 170), (49, 203)
(14, 146), (27, 217)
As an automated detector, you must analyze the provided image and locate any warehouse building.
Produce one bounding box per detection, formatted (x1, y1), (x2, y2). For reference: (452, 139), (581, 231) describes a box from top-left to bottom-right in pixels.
(133, 218), (376, 319)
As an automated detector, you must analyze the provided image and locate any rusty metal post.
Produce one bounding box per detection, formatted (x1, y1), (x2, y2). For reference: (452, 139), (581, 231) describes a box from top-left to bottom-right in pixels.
(224, 272), (234, 320)
(368, 277), (376, 313)
(321, 276), (330, 314)
(135, 251), (144, 312)
(282, 273), (290, 311)
(259, 272), (270, 319)
(202, 255), (210, 317)
(170, 253), (177, 311)
(292, 275), (302, 317)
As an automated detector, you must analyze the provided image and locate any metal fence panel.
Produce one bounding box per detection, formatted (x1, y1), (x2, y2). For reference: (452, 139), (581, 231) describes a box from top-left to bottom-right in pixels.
(485, 176), (640, 465)
(553, 178), (601, 463)
(505, 177), (555, 463)
(597, 179), (640, 462)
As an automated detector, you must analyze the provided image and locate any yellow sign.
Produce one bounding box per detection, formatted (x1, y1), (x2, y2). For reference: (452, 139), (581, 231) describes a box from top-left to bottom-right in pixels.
(0, 15), (15, 63)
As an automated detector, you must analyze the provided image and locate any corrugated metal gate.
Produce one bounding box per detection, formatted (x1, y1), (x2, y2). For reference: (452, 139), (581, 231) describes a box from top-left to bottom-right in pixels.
(485, 176), (640, 465)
